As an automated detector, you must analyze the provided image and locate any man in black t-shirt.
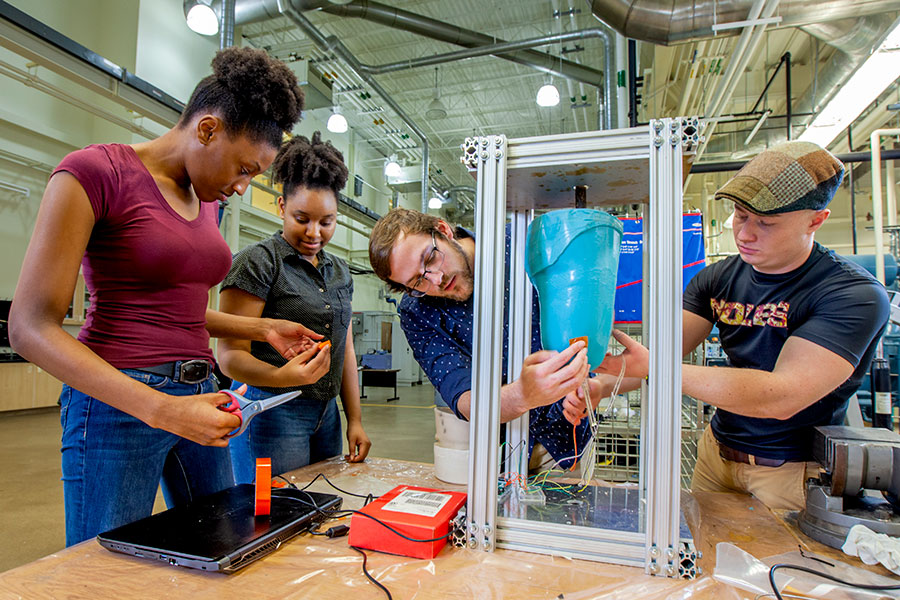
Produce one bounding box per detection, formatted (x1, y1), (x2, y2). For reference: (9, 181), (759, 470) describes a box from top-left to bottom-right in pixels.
(595, 141), (889, 510)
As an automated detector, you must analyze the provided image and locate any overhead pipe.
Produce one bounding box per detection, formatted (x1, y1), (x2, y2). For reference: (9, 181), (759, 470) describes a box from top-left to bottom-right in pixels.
(220, 0), (235, 48)
(703, 0), (770, 121)
(785, 52), (792, 140)
(234, 0), (614, 128)
(590, 0), (900, 46)
(690, 147), (900, 173)
(676, 40), (706, 117)
(355, 28), (615, 130)
(849, 127), (858, 253)
(704, 15), (890, 156)
(445, 185), (476, 210)
(274, 1), (430, 212)
(696, 0), (778, 160)
(888, 145), (897, 227)
(590, 1), (896, 157)
(234, 0), (607, 87)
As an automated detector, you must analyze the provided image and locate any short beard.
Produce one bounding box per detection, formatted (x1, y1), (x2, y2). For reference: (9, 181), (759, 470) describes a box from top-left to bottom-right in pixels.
(443, 235), (475, 301)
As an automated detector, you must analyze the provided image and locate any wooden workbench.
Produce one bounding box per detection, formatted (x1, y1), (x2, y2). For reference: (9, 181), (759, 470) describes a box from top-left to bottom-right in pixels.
(0, 457), (891, 599)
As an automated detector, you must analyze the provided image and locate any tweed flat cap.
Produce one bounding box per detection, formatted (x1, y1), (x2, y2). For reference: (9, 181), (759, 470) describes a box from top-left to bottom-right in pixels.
(715, 141), (844, 215)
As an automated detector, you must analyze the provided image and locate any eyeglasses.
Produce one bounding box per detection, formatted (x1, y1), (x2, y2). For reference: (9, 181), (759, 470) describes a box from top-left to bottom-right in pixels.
(407, 231), (445, 297)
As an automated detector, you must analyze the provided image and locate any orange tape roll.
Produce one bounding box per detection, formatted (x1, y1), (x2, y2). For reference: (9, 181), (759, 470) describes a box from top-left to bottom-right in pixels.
(255, 458), (271, 516)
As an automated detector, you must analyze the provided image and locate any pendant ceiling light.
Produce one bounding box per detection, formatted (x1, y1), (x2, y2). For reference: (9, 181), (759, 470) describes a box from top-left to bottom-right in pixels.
(536, 83), (560, 107)
(425, 67), (448, 120)
(384, 155), (403, 177)
(183, 0), (218, 36)
(327, 106), (348, 133)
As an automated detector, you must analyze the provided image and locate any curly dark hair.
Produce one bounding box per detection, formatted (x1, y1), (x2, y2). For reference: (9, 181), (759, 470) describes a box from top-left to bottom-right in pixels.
(270, 131), (349, 198)
(179, 47), (304, 148)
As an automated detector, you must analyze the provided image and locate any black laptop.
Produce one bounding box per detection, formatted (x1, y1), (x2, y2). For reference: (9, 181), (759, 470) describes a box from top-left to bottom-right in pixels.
(97, 484), (342, 573)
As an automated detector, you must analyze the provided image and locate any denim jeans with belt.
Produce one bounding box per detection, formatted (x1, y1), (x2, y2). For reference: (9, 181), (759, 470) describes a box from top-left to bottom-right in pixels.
(59, 369), (233, 546)
(228, 382), (342, 485)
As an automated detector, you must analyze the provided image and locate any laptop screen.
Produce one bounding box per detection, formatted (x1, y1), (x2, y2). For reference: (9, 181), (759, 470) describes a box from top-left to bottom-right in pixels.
(98, 484), (341, 567)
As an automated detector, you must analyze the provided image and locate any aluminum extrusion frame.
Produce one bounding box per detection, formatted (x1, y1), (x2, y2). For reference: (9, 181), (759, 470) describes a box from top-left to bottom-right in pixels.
(464, 121), (691, 575)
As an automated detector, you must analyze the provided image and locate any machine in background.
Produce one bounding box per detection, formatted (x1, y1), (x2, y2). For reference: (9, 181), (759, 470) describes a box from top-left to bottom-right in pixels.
(799, 425), (900, 549)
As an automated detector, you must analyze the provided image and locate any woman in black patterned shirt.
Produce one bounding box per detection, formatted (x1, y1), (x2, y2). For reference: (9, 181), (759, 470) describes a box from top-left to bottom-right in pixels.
(218, 132), (371, 482)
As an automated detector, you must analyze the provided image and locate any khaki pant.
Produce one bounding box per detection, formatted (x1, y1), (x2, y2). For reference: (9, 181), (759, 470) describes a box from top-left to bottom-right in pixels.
(690, 426), (820, 511)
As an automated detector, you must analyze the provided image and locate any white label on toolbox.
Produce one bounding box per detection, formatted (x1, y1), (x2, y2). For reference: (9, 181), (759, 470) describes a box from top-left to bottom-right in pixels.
(381, 490), (452, 517)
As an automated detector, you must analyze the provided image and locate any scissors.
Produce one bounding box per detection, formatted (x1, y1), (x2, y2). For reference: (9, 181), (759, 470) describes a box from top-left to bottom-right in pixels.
(218, 389), (303, 437)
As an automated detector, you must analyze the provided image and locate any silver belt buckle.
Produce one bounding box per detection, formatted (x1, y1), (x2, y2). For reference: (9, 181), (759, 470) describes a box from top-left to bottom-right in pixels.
(178, 360), (210, 384)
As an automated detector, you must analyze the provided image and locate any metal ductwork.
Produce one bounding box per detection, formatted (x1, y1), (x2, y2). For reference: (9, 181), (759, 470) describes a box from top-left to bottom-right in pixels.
(591, 0), (900, 46)
(704, 14), (894, 156)
(356, 28), (615, 130)
(274, 3), (432, 211)
(234, 0), (607, 88)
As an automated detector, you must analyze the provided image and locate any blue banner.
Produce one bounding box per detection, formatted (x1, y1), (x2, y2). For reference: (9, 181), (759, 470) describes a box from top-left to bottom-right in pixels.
(614, 213), (706, 323)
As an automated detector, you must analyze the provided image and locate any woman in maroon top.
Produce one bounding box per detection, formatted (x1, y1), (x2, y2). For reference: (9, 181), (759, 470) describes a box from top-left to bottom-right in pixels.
(9, 47), (327, 545)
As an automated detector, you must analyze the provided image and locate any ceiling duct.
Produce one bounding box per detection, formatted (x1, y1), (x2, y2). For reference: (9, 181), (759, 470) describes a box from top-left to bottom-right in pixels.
(271, 2), (431, 211)
(233, 0), (607, 87)
(703, 14), (896, 156)
(232, 0), (617, 128)
(591, 0), (900, 46)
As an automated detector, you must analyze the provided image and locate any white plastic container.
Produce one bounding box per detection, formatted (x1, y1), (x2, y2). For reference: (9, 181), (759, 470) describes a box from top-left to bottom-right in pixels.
(433, 406), (469, 484)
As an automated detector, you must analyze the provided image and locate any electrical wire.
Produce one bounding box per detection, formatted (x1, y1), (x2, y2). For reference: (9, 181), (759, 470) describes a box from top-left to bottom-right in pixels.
(351, 546), (393, 600)
(272, 489), (453, 543)
(767, 563), (900, 600)
(277, 473), (375, 504)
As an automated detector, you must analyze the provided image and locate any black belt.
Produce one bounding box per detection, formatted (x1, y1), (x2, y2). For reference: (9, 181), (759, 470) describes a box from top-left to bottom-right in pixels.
(717, 443), (788, 468)
(135, 360), (212, 384)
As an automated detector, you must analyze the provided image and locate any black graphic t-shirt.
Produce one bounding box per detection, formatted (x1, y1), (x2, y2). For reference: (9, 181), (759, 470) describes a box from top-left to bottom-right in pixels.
(684, 242), (889, 460)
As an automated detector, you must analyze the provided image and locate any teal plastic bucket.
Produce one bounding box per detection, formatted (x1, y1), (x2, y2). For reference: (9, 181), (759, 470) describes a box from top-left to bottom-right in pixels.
(525, 209), (623, 367)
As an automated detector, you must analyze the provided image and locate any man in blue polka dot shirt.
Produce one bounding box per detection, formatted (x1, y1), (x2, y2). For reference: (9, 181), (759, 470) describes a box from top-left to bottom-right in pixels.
(369, 208), (601, 469)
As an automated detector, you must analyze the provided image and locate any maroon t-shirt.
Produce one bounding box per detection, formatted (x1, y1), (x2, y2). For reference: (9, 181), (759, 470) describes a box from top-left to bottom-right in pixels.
(53, 144), (232, 368)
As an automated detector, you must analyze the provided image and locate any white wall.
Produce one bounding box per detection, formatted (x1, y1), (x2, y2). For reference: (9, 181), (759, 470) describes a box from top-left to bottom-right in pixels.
(134, 0), (217, 105)
(0, 0), (145, 299)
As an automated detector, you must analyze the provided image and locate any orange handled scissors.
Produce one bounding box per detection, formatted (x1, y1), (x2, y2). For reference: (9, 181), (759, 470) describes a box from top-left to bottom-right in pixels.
(218, 389), (303, 437)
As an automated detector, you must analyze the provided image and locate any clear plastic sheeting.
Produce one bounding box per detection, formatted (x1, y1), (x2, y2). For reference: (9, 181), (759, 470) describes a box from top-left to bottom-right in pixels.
(713, 542), (900, 599)
(0, 458), (848, 599)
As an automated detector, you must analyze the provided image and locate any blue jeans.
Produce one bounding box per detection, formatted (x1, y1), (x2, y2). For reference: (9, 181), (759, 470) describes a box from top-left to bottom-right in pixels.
(59, 369), (233, 546)
(229, 382), (342, 485)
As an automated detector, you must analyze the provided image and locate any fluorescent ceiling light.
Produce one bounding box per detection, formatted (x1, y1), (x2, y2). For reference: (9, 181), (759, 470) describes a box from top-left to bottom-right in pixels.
(185, 2), (218, 36)
(799, 20), (900, 147)
(536, 83), (560, 107)
(384, 156), (402, 177)
(428, 196), (443, 209)
(326, 108), (348, 133)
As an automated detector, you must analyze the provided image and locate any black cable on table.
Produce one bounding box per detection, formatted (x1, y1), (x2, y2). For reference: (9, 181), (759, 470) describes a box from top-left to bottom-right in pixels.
(276, 473), (374, 504)
(768, 563), (900, 600)
(272, 490), (452, 544)
(351, 546), (393, 600)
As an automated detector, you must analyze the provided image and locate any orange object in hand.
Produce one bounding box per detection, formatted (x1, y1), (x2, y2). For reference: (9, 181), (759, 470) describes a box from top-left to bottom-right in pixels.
(255, 458), (271, 516)
(317, 340), (332, 351)
(569, 336), (588, 348)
